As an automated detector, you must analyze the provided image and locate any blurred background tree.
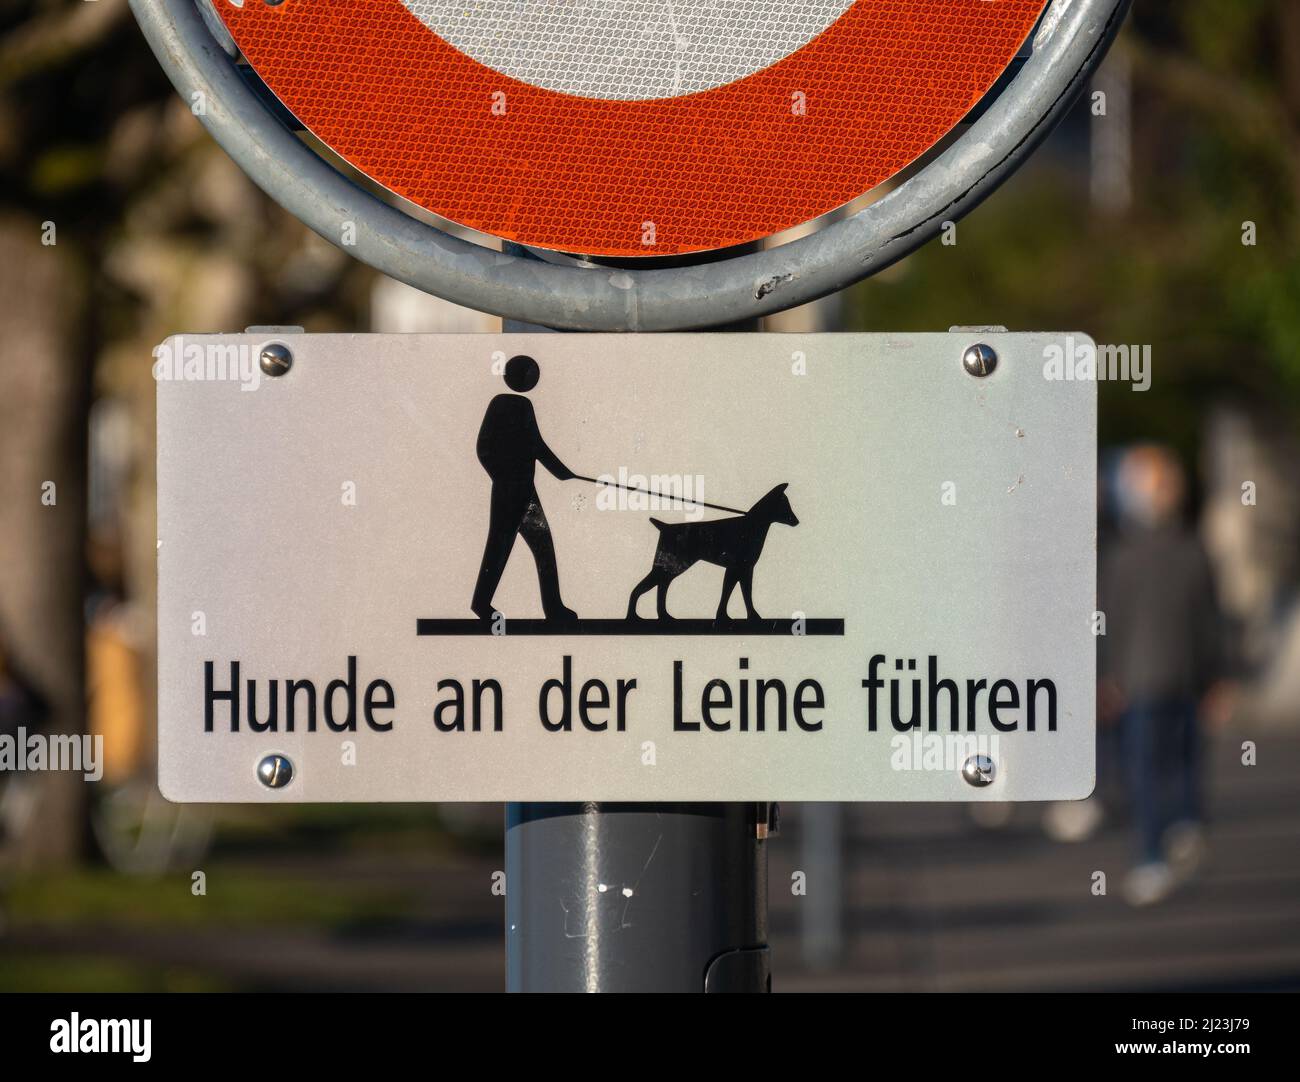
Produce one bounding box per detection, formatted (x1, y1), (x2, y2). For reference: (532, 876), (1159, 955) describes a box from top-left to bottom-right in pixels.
(847, 0), (1300, 457)
(0, 0), (370, 866)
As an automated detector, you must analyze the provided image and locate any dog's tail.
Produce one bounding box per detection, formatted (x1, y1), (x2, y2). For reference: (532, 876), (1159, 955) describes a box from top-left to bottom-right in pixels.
(650, 518), (672, 532)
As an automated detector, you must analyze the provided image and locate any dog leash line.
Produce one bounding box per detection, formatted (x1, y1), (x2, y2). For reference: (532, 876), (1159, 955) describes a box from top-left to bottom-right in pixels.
(573, 474), (745, 516)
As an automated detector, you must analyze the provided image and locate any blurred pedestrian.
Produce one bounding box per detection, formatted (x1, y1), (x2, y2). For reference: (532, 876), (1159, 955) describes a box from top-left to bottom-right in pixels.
(1101, 444), (1226, 906)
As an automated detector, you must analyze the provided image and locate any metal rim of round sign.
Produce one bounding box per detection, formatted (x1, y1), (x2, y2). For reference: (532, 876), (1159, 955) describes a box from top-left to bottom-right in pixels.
(131, 0), (1130, 331)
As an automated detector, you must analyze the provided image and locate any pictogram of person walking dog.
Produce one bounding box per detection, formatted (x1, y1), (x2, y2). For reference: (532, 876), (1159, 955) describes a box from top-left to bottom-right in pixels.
(470, 355), (799, 628)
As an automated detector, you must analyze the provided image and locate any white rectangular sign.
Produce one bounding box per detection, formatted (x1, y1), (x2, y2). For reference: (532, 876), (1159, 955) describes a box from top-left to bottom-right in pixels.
(156, 332), (1095, 802)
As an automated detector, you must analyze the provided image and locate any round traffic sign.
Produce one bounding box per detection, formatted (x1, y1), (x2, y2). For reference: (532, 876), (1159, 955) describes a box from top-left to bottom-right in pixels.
(217, 0), (1047, 258)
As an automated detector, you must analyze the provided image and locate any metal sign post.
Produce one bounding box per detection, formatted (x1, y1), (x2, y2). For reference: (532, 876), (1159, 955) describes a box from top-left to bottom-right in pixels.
(506, 803), (770, 992)
(501, 260), (770, 993)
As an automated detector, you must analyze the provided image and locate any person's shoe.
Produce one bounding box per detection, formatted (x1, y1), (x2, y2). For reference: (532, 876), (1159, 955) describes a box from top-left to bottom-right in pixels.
(471, 603), (499, 622)
(1042, 798), (1104, 843)
(1123, 861), (1176, 907)
(1164, 820), (1207, 879)
(545, 604), (579, 625)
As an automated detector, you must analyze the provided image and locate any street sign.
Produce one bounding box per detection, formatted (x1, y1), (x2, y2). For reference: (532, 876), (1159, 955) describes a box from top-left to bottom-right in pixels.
(213, 0), (1047, 256)
(156, 332), (1095, 802)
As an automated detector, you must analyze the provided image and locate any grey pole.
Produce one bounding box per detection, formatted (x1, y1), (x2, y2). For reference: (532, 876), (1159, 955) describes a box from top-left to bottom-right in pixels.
(504, 248), (770, 993)
(506, 803), (770, 992)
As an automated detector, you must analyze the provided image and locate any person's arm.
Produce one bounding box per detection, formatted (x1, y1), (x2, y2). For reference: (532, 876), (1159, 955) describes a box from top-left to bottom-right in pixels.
(1191, 541), (1228, 689)
(536, 436), (575, 481)
(1191, 541), (1239, 726)
(527, 402), (575, 480)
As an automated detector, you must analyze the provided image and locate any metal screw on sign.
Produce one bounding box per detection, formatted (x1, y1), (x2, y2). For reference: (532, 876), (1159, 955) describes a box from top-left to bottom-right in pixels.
(963, 343), (999, 378)
(962, 754), (997, 788)
(257, 754), (294, 790)
(259, 342), (293, 377)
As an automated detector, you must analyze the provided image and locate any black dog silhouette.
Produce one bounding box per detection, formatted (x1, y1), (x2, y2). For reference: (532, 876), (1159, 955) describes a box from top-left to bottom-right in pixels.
(626, 484), (798, 623)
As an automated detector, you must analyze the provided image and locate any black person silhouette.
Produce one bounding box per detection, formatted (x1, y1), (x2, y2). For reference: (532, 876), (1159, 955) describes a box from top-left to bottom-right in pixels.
(470, 355), (578, 623)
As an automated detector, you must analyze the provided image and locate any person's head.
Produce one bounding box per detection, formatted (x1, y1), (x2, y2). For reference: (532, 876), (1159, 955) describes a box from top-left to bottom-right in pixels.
(1117, 443), (1186, 529)
(504, 355), (540, 393)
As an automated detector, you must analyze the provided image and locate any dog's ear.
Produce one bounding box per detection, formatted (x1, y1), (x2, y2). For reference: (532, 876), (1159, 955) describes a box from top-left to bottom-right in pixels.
(772, 483), (789, 494)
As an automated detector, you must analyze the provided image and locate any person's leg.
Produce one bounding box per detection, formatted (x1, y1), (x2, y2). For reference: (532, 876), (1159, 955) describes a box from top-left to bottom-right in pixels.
(1121, 704), (1162, 865)
(1161, 696), (1208, 875)
(1149, 700), (1178, 846)
(1099, 715), (1123, 807)
(1121, 701), (1184, 904)
(471, 485), (527, 618)
(517, 492), (573, 619)
(1175, 697), (1202, 826)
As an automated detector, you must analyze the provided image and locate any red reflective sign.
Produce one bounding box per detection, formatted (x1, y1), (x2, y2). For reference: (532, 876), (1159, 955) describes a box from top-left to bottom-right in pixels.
(220, 0), (1046, 257)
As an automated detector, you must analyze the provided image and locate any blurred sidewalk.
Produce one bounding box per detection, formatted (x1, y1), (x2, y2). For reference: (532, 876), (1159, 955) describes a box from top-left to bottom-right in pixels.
(3, 729), (1297, 992)
(772, 729), (1300, 992)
